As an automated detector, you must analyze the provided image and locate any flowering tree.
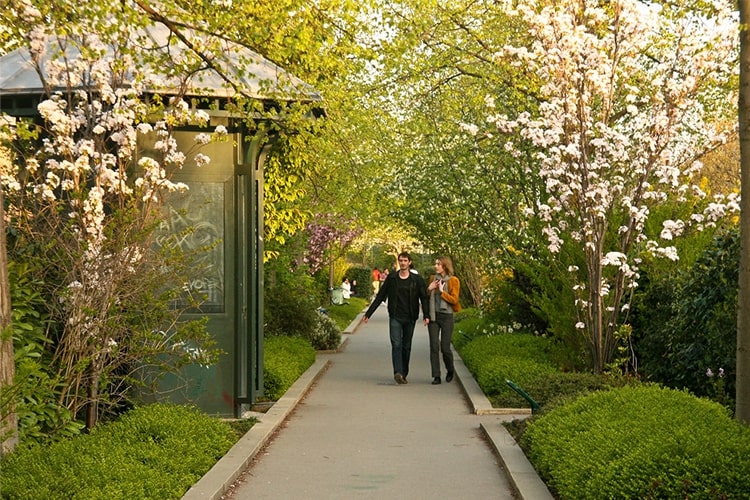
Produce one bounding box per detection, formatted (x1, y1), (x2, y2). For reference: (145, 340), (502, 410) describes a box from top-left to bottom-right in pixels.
(460, 0), (739, 372)
(0, 0), (382, 452)
(0, 2), (267, 433)
(304, 213), (362, 286)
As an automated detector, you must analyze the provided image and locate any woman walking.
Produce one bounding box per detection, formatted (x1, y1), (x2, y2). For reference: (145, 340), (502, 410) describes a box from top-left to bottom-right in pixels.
(427, 256), (461, 385)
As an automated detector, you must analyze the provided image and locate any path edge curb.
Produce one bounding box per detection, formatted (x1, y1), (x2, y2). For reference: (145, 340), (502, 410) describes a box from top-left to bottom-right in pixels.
(181, 356), (331, 500)
(183, 319), (553, 500)
(480, 422), (555, 500)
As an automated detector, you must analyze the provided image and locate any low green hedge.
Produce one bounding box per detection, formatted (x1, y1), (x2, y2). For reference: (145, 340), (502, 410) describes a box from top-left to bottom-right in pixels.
(263, 335), (316, 401)
(521, 385), (750, 499)
(500, 370), (633, 410)
(458, 333), (558, 407)
(452, 314), (487, 349)
(0, 404), (235, 499)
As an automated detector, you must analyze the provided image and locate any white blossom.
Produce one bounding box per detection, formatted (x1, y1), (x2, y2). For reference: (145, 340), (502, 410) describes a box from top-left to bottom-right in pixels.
(485, 0), (738, 360)
(194, 153), (211, 167)
(459, 122), (479, 136)
(194, 133), (211, 145)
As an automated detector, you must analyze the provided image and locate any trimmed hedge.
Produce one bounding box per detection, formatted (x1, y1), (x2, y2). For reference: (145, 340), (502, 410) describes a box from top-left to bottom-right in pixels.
(458, 333), (558, 407)
(263, 335), (316, 401)
(452, 315), (487, 349)
(502, 371), (633, 410)
(0, 404), (235, 499)
(521, 385), (750, 499)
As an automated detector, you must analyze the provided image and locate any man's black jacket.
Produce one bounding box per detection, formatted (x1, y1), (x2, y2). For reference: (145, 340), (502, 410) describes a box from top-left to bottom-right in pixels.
(364, 271), (429, 322)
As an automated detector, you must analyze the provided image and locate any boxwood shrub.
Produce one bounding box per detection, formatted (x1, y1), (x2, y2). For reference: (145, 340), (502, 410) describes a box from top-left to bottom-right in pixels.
(521, 384), (750, 499)
(263, 335), (316, 401)
(452, 314), (488, 349)
(458, 333), (558, 406)
(0, 403), (236, 499)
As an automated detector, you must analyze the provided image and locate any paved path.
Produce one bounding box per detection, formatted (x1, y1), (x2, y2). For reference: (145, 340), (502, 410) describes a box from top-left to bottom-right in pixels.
(183, 304), (553, 500)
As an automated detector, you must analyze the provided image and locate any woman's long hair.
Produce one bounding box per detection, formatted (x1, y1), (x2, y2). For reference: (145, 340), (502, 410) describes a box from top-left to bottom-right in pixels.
(436, 256), (454, 276)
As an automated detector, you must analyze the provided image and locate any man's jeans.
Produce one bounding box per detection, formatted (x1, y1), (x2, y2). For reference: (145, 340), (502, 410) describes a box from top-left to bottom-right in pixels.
(389, 317), (416, 378)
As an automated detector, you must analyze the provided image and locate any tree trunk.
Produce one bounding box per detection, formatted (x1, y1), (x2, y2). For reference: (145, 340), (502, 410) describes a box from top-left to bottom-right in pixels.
(737, 0), (750, 425)
(86, 366), (100, 429)
(0, 186), (18, 455)
(328, 259), (335, 291)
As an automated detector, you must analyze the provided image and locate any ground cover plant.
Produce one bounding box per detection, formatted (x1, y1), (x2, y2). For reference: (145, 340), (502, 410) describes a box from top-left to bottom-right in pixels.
(262, 335), (316, 401)
(1, 260), (345, 496)
(0, 332), (322, 499)
(454, 311), (591, 409)
(520, 385), (750, 499)
(0, 404), (236, 499)
(325, 296), (367, 331)
(456, 323), (561, 408)
(457, 312), (750, 498)
(457, 329), (628, 410)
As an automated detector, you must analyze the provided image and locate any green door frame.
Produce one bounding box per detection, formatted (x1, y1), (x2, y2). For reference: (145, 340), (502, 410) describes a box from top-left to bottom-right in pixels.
(233, 130), (270, 416)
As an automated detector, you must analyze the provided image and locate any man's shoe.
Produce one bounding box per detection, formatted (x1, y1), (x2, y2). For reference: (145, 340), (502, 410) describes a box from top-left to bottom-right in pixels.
(445, 371), (454, 383)
(432, 377), (441, 385)
(394, 373), (407, 384)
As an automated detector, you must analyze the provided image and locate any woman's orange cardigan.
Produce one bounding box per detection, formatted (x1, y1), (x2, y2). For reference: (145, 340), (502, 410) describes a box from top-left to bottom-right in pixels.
(430, 275), (461, 313)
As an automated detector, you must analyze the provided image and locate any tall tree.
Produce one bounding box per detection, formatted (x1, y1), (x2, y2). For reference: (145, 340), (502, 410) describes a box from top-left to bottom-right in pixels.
(0, 180), (16, 455)
(737, 0), (750, 424)
(1, 0), (383, 441)
(361, 0), (740, 373)
(433, 0), (739, 372)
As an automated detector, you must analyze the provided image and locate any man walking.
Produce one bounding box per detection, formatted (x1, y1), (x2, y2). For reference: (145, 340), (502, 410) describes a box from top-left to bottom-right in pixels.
(363, 252), (430, 384)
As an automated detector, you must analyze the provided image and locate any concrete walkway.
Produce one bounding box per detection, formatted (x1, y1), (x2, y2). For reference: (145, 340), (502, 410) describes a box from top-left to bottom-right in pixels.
(183, 305), (553, 500)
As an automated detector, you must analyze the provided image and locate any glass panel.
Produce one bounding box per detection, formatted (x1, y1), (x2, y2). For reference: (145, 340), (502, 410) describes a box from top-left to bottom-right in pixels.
(159, 182), (225, 313)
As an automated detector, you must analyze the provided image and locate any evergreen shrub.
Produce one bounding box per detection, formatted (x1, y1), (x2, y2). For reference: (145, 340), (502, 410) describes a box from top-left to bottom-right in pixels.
(264, 283), (319, 339)
(481, 266), (550, 334)
(7, 261), (85, 446)
(262, 336), (315, 401)
(345, 266), (372, 298)
(453, 306), (480, 323)
(632, 228), (738, 408)
(265, 278), (340, 351)
(0, 404), (235, 499)
(458, 334), (558, 404)
(508, 371), (633, 410)
(452, 314), (487, 349)
(310, 312), (342, 351)
(521, 385), (750, 499)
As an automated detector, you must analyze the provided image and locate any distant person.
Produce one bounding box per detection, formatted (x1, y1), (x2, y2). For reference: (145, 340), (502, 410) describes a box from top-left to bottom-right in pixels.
(350, 279), (358, 297)
(380, 268), (389, 283)
(426, 256), (461, 385)
(341, 278), (351, 304)
(379, 269), (389, 303)
(371, 267), (381, 297)
(363, 252), (429, 384)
